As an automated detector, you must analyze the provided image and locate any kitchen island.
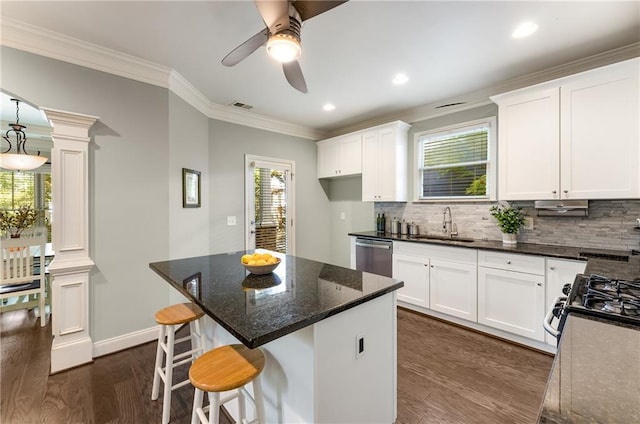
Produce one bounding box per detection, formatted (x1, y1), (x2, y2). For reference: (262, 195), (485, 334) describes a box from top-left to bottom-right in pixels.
(149, 251), (403, 423)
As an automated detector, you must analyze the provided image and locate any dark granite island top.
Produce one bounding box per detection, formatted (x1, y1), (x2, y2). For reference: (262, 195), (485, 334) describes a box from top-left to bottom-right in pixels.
(538, 314), (640, 423)
(149, 251), (403, 349)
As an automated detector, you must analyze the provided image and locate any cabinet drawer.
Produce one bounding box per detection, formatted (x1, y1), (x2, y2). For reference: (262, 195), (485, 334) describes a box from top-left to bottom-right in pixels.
(394, 241), (476, 264)
(477, 250), (544, 275)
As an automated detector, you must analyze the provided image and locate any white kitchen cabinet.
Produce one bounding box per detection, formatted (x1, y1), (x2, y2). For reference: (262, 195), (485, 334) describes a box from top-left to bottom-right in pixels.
(429, 259), (477, 322)
(362, 121), (410, 202)
(393, 253), (429, 308)
(493, 57), (639, 200)
(393, 242), (477, 322)
(478, 251), (545, 341)
(544, 258), (586, 345)
(317, 133), (362, 178)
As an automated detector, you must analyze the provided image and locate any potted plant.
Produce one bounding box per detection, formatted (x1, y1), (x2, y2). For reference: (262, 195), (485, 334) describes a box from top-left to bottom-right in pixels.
(489, 204), (526, 245)
(0, 205), (38, 238)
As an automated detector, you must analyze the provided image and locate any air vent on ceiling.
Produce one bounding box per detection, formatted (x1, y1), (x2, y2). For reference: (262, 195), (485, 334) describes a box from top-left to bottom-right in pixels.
(435, 102), (467, 109)
(230, 101), (254, 110)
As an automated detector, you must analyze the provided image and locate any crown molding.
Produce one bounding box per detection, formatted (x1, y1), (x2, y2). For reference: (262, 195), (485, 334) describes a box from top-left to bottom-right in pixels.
(329, 42), (640, 137)
(1, 17), (322, 140)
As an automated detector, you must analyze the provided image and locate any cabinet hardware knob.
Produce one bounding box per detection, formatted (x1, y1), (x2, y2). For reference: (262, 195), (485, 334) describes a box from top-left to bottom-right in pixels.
(430, 265), (434, 268)
(552, 190), (557, 194)
(537, 283), (542, 286)
(550, 266), (556, 270)
(506, 261), (511, 264)
(563, 190), (568, 194)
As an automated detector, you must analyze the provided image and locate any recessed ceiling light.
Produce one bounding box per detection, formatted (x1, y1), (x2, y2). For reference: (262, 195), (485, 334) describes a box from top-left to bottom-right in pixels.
(392, 73), (408, 85)
(323, 103), (336, 112)
(512, 21), (538, 39)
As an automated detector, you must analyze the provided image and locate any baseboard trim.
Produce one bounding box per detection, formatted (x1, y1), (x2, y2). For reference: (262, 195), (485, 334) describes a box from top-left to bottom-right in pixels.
(51, 337), (93, 374)
(92, 325), (160, 358)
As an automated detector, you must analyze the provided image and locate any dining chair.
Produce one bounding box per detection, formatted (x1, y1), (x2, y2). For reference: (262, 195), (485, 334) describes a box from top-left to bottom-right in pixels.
(0, 234), (47, 326)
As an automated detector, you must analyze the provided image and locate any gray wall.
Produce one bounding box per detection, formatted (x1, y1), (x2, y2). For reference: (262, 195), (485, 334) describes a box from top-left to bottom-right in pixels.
(1, 46), (174, 341)
(208, 120), (332, 262)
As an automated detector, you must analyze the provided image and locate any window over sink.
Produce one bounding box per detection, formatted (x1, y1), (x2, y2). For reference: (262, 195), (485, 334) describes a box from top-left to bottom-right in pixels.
(415, 117), (496, 201)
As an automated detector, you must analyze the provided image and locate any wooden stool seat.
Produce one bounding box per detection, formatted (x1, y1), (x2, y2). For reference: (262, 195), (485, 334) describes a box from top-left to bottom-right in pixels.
(189, 344), (266, 424)
(189, 344), (265, 393)
(155, 302), (204, 326)
(152, 303), (206, 424)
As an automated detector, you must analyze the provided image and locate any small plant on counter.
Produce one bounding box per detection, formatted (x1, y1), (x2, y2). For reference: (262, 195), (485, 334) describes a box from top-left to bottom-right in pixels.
(489, 204), (526, 234)
(0, 205), (38, 238)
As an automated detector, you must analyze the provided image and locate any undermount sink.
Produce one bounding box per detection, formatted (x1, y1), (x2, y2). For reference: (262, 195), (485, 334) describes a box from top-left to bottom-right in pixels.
(409, 235), (475, 243)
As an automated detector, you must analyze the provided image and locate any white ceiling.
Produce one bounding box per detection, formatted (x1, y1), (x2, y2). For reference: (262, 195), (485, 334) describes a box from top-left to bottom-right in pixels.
(1, 1), (639, 135)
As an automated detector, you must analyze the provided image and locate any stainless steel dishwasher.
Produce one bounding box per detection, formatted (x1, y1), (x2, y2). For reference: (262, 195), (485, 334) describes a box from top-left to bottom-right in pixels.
(355, 237), (393, 277)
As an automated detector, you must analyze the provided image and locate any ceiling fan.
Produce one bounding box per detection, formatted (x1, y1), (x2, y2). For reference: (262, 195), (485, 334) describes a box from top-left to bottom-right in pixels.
(222, 0), (348, 93)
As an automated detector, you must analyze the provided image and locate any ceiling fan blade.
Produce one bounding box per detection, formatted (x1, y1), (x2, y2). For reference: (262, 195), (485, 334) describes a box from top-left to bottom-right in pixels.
(282, 60), (308, 93)
(254, 0), (290, 33)
(221, 28), (269, 66)
(292, 0), (349, 21)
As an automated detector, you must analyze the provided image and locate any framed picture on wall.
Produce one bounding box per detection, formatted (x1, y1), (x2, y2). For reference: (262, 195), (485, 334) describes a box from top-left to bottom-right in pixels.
(182, 168), (201, 208)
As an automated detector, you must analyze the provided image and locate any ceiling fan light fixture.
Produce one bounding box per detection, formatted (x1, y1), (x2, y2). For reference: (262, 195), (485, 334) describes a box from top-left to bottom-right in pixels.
(267, 33), (301, 63)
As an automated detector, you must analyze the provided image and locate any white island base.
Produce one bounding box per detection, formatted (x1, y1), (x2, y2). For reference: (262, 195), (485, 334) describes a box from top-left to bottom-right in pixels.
(203, 292), (398, 424)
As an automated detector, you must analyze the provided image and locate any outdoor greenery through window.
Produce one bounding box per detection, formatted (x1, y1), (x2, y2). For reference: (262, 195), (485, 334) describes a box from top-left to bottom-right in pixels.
(0, 170), (52, 241)
(416, 118), (496, 200)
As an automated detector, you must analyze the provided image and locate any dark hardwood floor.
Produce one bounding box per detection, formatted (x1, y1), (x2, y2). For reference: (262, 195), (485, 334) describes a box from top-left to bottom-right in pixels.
(1, 307), (552, 423)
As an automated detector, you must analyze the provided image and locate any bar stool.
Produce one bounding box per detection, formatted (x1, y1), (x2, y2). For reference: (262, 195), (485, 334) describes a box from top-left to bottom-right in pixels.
(152, 303), (206, 424)
(189, 344), (266, 424)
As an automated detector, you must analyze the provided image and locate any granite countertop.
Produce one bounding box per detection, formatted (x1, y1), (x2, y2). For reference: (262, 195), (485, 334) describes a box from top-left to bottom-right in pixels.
(349, 231), (640, 280)
(149, 252), (403, 348)
(538, 314), (640, 423)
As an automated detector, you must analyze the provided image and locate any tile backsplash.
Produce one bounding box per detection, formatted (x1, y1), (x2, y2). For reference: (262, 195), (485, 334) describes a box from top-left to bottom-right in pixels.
(376, 200), (640, 252)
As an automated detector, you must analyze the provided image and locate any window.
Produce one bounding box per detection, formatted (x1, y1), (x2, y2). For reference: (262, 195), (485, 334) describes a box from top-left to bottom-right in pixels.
(416, 117), (496, 200)
(0, 169), (52, 240)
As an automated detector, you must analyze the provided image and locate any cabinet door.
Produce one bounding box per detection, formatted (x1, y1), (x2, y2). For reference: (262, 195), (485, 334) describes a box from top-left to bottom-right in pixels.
(361, 131), (381, 201)
(544, 259), (586, 345)
(339, 134), (362, 176)
(478, 267), (545, 341)
(497, 87), (560, 200)
(429, 259), (477, 322)
(378, 127), (400, 202)
(393, 253), (429, 308)
(560, 59), (640, 199)
(317, 139), (341, 178)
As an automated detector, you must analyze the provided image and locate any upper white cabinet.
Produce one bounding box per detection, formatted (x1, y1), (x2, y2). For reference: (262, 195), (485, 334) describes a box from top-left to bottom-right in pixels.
(493, 58), (639, 200)
(362, 121), (410, 202)
(317, 133), (362, 178)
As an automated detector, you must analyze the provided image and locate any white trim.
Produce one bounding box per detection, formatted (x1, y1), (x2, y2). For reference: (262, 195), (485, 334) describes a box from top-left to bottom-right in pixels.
(93, 325), (160, 358)
(51, 337), (93, 374)
(1, 17), (325, 141)
(413, 116), (497, 202)
(3, 16), (638, 140)
(245, 155), (296, 255)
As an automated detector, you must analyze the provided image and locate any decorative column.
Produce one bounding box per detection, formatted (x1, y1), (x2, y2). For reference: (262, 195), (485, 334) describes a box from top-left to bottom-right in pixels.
(41, 108), (98, 374)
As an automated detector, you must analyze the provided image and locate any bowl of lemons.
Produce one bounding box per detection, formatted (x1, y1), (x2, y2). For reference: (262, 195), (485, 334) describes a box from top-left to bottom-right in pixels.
(241, 252), (281, 275)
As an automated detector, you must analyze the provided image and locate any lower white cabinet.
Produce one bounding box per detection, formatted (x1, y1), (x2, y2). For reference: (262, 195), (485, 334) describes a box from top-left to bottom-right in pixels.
(429, 259), (477, 321)
(393, 253), (429, 308)
(393, 242), (477, 322)
(477, 266), (545, 342)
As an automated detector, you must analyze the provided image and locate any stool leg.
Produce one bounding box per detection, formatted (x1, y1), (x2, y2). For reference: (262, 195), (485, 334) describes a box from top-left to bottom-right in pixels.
(253, 374), (266, 424)
(151, 324), (166, 401)
(238, 389), (246, 423)
(208, 392), (220, 424)
(191, 387), (204, 424)
(189, 319), (203, 360)
(162, 324), (175, 424)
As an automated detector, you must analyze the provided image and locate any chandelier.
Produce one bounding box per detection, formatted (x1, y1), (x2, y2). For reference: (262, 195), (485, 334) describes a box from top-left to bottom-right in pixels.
(0, 98), (47, 171)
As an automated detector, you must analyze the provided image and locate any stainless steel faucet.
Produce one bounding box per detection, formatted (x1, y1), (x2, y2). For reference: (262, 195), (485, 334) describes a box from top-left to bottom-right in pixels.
(442, 206), (458, 238)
